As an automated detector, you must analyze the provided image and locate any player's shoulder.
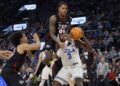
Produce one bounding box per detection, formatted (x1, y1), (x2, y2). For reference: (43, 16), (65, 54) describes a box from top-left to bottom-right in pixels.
(50, 15), (57, 21)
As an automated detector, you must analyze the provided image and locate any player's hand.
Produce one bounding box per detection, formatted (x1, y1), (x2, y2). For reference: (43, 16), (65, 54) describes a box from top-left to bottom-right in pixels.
(78, 39), (86, 45)
(0, 50), (12, 56)
(31, 75), (38, 84)
(66, 33), (71, 40)
(82, 29), (85, 37)
(33, 33), (40, 41)
(4, 50), (12, 54)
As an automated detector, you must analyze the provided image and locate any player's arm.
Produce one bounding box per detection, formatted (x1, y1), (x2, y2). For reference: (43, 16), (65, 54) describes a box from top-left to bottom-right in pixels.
(78, 29), (98, 58)
(18, 33), (40, 54)
(0, 50), (13, 60)
(0, 50), (12, 56)
(81, 36), (99, 58)
(26, 51), (36, 58)
(49, 15), (61, 45)
(34, 53), (42, 75)
(79, 37), (94, 52)
(0, 53), (10, 60)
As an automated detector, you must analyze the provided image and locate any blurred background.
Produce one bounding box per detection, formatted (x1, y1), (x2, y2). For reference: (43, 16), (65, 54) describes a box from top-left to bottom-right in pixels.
(0, 0), (120, 86)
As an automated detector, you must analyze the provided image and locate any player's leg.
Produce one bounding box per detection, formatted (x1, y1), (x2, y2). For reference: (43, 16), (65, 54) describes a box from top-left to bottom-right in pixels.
(2, 69), (26, 86)
(69, 78), (75, 86)
(39, 65), (51, 86)
(52, 58), (62, 79)
(71, 65), (84, 86)
(35, 62), (46, 76)
(54, 67), (69, 86)
(39, 79), (46, 86)
(75, 78), (83, 86)
(54, 81), (62, 86)
(52, 43), (63, 79)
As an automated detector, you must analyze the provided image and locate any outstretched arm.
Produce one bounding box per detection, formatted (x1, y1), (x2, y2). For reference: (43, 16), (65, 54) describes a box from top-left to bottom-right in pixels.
(34, 52), (42, 76)
(82, 36), (99, 58)
(18, 33), (40, 54)
(0, 50), (13, 60)
(78, 30), (99, 58)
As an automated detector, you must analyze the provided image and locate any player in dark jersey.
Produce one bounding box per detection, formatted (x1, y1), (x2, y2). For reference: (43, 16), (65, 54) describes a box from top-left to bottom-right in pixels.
(49, 1), (71, 48)
(1, 31), (40, 86)
(49, 1), (71, 79)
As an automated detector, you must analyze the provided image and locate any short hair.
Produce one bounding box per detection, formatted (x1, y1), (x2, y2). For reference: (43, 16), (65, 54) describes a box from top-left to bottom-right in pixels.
(9, 31), (23, 47)
(58, 1), (68, 8)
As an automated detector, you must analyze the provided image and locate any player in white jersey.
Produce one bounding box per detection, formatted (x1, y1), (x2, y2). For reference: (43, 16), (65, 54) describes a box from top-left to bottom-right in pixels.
(57, 40), (82, 68)
(54, 29), (98, 86)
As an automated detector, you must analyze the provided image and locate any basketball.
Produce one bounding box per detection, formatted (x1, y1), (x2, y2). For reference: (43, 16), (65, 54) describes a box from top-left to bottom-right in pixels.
(70, 27), (83, 40)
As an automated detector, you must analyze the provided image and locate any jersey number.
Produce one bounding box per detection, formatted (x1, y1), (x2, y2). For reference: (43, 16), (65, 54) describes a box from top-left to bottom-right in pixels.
(65, 49), (75, 59)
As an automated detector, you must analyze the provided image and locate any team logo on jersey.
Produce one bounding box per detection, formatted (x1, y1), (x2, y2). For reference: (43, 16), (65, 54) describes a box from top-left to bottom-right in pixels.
(58, 21), (70, 34)
(65, 48), (75, 59)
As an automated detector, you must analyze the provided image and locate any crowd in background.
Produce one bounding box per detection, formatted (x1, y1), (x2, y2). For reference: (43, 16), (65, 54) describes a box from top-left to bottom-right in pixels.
(0, 0), (120, 86)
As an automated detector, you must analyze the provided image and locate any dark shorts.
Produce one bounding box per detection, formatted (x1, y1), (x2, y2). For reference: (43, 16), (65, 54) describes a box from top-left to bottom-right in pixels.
(47, 40), (63, 79)
(52, 59), (62, 79)
(1, 68), (26, 86)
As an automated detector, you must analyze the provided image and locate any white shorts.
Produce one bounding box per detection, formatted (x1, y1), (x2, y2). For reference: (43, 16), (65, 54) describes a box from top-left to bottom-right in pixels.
(54, 65), (83, 85)
(41, 65), (52, 80)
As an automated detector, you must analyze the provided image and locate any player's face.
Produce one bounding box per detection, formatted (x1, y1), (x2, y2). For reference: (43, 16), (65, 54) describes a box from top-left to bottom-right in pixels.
(59, 28), (67, 42)
(21, 34), (28, 43)
(59, 33), (67, 42)
(58, 4), (68, 16)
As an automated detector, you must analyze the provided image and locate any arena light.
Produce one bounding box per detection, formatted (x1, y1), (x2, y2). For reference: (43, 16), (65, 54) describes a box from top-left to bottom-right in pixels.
(13, 23), (27, 31)
(3, 25), (13, 32)
(71, 17), (86, 25)
(24, 4), (36, 10)
(19, 4), (37, 11)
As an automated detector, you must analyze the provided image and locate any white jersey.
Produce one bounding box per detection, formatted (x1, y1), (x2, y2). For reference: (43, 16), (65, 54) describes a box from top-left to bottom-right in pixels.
(57, 40), (82, 68)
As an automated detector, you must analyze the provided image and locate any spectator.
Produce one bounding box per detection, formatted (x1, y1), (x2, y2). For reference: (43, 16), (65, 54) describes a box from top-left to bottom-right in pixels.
(107, 63), (116, 86)
(97, 56), (109, 86)
(109, 47), (117, 59)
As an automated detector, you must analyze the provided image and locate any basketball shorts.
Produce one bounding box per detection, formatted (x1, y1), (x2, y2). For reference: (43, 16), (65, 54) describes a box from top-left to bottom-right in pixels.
(52, 59), (62, 79)
(41, 65), (52, 80)
(54, 65), (83, 85)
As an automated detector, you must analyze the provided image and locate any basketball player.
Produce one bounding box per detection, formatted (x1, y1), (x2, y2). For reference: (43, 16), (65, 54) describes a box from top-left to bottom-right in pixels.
(34, 45), (53, 86)
(1, 31), (40, 86)
(49, 1), (71, 48)
(53, 29), (98, 86)
(49, 1), (71, 79)
(32, 38), (54, 86)
(34, 39), (53, 76)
